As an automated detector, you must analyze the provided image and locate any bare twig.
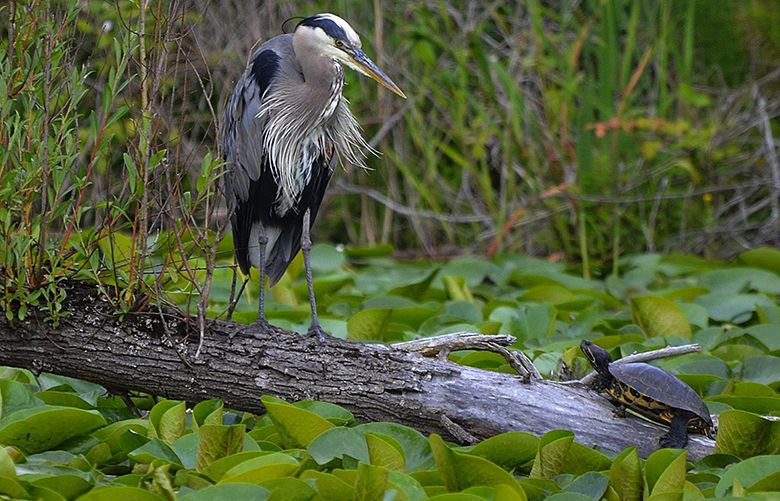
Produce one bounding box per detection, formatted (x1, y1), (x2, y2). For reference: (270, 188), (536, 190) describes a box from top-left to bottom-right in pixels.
(754, 85), (780, 224)
(440, 413), (477, 444)
(578, 343), (701, 386)
(391, 332), (541, 380)
(392, 332), (515, 355)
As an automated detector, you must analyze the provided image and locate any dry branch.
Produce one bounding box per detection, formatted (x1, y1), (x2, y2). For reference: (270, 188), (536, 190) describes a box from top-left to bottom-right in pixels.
(0, 283), (715, 459)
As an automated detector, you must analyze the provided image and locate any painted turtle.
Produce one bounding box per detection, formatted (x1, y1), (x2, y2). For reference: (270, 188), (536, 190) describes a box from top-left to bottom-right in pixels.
(580, 340), (714, 448)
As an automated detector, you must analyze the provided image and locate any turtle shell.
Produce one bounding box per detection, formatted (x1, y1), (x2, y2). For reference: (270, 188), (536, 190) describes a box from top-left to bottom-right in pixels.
(608, 362), (712, 427)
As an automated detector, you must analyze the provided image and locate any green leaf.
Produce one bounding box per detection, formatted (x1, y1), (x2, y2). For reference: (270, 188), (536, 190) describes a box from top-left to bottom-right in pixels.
(354, 462), (388, 501)
(148, 400), (185, 444)
(294, 400), (354, 425)
(192, 400), (223, 429)
(715, 455), (780, 496)
(609, 447), (642, 501)
(127, 438), (182, 466)
(299, 470), (354, 501)
(631, 295), (691, 338)
(645, 449), (686, 496)
(355, 422), (434, 472)
(468, 432), (538, 472)
(347, 308), (393, 341)
(746, 470), (780, 493)
(560, 442), (611, 476)
(218, 452), (298, 484)
(731, 381), (776, 397)
(489, 304), (556, 341)
(261, 395), (333, 448)
(387, 470), (429, 501)
(0, 406), (106, 454)
(740, 356), (780, 387)
(519, 285), (577, 305)
(366, 432), (405, 471)
(196, 424), (245, 471)
(438, 258), (505, 288)
(442, 275), (474, 302)
(178, 483), (270, 501)
(201, 451), (270, 482)
(694, 293), (775, 323)
(708, 395), (780, 414)
(427, 494), (485, 501)
(744, 324), (780, 351)
(739, 247), (780, 274)
(530, 430), (573, 479)
(715, 409), (780, 457)
(564, 472), (609, 499)
(35, 391), (94, 409)
(0, 380), (43, 420)
(75, 486), (167, 500)
(168, 432), (199, 470)
(310, 244), (346, 274)
(344, 243), (394, 258)
(91, 419), (148, 456)
(27, 484), (67, 501)
(390, 266), (441, 300)
(0, 474), (30, 499)
(543, 493), (594, 501)
(429, 434), (523, 494)
(308, 427), (369, 465)
(258, 477), (316, 499)
(0, 446), (16, 479)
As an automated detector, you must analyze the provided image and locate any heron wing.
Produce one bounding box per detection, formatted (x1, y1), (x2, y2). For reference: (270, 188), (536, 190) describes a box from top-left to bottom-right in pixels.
(221, 42), (286, 274)
(221, 45), (283, 204)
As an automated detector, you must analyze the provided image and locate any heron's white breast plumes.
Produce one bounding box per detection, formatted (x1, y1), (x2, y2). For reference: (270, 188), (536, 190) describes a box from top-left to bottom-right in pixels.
(257, 75), (374, 216)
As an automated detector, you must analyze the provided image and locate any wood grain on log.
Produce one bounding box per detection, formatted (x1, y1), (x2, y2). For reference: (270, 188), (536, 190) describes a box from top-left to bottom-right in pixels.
(0, 283), (715, 459)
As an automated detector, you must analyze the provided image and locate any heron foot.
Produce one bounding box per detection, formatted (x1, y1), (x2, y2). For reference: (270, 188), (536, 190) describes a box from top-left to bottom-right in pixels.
(255, 316), (273, 332)
(227, 318), (272, 340)
(307, 323), (328, 342)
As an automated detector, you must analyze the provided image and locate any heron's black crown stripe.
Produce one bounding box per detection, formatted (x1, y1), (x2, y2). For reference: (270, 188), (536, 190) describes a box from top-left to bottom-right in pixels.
(298, 16), (349, 42)
(251, 50), (280, 96)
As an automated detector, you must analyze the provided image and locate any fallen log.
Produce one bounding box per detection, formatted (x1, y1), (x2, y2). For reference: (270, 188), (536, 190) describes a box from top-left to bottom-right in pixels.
(0, 282), (715, 459)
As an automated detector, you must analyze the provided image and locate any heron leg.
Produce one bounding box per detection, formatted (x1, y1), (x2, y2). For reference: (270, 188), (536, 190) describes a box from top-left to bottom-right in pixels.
(302, 209), (327, 341)
(256, 224), (270, 329)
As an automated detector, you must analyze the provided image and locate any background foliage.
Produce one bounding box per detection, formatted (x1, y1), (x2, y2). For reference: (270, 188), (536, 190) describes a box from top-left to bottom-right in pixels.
(2, 0), (780, 499)
(3, 0), (779, 323)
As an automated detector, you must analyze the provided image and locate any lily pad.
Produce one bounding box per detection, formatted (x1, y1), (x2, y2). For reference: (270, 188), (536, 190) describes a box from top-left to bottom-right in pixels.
(0, 406), (106, 454)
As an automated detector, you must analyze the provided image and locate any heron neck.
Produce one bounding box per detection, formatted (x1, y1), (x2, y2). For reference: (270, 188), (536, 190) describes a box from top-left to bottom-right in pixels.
(292, 36), (342, 93)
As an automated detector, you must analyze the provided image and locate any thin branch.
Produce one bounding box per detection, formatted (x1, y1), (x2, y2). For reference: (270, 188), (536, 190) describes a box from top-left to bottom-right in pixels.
(578, 343), (701, 386)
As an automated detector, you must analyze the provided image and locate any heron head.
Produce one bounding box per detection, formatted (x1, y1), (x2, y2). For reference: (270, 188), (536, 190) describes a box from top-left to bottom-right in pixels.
(296, 13), (406, 98)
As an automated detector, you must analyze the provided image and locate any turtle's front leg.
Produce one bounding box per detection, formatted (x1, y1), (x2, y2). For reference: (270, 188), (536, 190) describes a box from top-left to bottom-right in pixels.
(659, 414), (689, 449)
(611, 405), (628, 418)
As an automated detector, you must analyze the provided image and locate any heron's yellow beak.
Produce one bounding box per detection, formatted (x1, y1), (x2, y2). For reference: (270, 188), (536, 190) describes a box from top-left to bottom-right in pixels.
(348, 49), (406, 99)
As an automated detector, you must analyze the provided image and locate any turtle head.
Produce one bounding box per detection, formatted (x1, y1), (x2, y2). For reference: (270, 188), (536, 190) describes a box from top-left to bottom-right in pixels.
(580, 340), (613, 376)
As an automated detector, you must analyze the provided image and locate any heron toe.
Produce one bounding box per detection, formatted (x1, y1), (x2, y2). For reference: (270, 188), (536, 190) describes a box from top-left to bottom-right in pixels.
(255, 316), (272, 331)
(307, 323), (328, 342)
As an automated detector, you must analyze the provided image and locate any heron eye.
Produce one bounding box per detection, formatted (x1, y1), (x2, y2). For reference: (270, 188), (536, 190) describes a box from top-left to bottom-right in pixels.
(335, 40), (344, 48)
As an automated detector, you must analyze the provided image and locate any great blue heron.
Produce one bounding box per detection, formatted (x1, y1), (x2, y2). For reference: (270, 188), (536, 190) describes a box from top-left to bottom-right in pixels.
(221, 13), (405, 339)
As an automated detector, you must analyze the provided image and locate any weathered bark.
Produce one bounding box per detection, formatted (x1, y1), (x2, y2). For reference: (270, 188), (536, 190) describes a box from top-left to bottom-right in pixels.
(0, 283), (715, 459)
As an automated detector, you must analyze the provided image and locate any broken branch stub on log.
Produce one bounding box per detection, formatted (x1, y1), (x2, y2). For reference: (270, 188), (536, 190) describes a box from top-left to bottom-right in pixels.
(0, 283), (715, 459)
